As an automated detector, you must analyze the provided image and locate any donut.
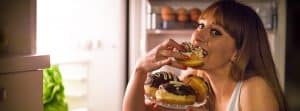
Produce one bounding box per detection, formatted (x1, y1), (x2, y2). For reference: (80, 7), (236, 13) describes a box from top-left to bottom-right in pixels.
(144, 71), (179, 98)
(155, 81), (196, 105)
(183, 76), (209, 102)
(176, 42), (207, 67)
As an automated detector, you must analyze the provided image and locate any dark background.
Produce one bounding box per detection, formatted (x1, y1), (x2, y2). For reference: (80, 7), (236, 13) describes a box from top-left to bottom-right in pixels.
(285, 0), (300, 110)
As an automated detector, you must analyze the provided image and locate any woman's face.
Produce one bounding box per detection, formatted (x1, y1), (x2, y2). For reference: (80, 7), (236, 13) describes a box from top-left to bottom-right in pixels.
(191, 18), (237, 71)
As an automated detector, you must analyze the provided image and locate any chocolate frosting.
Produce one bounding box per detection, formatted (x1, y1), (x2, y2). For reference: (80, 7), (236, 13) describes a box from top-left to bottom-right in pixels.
(182, 42), (194, 52)
(181, 42), (206, 57)
(144, 71), (179, 88)
(160, 81), (196, 96)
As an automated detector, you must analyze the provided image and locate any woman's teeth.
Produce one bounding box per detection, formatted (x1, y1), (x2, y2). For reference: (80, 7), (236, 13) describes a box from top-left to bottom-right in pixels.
(202, 49), (208, 57)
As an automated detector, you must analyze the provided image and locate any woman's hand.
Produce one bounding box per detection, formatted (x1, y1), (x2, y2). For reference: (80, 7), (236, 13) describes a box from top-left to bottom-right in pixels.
(179, 68), (209, 81)
(123, 39), (191, 111)
(146, 102), (207, 111)
(136, 39), (188, 73)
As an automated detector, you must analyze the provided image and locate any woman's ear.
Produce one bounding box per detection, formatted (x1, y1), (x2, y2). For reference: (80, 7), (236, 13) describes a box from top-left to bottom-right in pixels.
(231, 51), (238, 63)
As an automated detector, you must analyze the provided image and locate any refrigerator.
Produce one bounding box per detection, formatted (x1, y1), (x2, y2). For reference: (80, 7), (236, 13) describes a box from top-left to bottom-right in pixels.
(129, 0), (286, 93)
(37, 0), (127, 111)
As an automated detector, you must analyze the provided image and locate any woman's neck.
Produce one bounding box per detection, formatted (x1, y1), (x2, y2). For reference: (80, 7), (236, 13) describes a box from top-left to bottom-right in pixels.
(205, 63), (237, 102)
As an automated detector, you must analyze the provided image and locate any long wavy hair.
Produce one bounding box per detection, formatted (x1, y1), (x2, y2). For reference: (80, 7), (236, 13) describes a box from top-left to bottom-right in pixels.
(200, 1), (288, 111)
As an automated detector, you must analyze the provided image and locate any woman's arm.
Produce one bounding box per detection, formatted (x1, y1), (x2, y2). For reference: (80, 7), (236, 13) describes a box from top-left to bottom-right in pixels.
(240, 76), (279, 111)
(122, 39), (187, 111)
(122, 69), (148, 111)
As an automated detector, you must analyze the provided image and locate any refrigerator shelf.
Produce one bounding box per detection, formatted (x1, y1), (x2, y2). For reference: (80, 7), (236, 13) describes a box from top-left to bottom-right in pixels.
(147, 29), (194, 35)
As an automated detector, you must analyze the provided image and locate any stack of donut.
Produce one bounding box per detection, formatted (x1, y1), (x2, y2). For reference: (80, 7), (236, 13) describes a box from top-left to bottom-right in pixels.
(144, 71), (208, 105)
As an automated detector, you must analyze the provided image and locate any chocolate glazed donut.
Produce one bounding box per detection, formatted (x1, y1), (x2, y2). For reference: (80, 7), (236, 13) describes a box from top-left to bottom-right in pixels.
(155, 81), (196, 105)
(184, 76), (209, 102)
(144, 71), (179, 98)
(161, 81), (196, 96)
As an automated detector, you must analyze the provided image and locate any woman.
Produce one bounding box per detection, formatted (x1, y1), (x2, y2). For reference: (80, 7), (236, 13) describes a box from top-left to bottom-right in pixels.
(123, 1), (288, 111)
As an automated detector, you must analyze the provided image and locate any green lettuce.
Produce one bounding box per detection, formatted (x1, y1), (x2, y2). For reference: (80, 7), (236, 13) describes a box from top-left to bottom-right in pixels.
(43, 65), (68, 111)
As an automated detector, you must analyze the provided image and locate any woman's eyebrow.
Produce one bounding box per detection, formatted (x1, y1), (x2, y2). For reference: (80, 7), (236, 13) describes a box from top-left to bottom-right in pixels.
(209, 24), (226, 31)
(211, 22), (224, 29)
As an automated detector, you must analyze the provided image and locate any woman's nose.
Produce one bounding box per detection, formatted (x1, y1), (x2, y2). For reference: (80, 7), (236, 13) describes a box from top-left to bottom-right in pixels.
(191, 29), (209, 46)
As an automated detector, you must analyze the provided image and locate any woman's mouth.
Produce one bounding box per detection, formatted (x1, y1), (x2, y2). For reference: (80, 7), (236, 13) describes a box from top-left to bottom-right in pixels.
(180, 42), (208, 58)
(202, 48), (208, 57)
(193, 46), (208, 58)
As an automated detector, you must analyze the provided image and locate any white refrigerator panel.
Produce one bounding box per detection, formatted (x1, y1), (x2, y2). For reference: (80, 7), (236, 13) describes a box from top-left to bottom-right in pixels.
(37, 0), (126, 111)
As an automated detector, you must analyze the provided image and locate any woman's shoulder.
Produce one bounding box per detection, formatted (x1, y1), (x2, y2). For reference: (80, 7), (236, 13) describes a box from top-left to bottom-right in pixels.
(242, 76), (267, 87)
(239, 76), (279, 111)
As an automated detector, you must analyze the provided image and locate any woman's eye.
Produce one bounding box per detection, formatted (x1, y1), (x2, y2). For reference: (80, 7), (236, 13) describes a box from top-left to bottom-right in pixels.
(210, 29), (222, 36)
(198, 23), (205, 29)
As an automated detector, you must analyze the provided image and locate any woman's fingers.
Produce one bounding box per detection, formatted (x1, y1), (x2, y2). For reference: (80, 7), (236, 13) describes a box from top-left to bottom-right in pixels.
(162, 39), (185, 51)
(153, 104), (185, 111)
(186, 106), (193, 111)
(159, 50), (188, 60)
(137, 39), (188, 73)
(179, 69), (199, 81)
(170, 61), (187, 70)
(151, 58), (172, 71)
(157, 49), (189, 70)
